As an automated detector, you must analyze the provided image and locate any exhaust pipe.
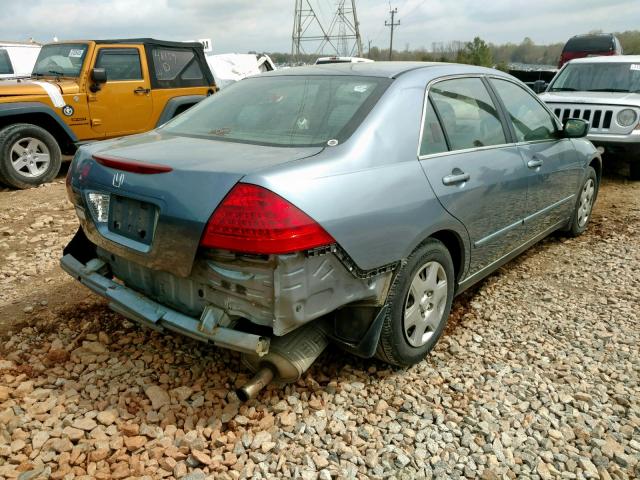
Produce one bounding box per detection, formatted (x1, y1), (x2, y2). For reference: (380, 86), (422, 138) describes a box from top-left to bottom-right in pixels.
(237, 323), (328, 401)
(237, 367), (274, 402)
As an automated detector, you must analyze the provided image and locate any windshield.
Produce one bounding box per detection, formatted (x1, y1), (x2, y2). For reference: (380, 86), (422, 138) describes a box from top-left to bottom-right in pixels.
(0, 49), (13, 75)
(163, 75), (390, 147)
(549, 63), (640, 93)
(32, 43), (88, 77)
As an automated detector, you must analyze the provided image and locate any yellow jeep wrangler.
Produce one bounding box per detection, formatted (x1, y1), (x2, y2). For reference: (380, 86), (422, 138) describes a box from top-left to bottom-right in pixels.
(0, 38), (216, 188)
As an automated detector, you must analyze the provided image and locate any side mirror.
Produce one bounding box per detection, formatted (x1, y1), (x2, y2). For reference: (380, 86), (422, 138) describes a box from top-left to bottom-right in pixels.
(90, 68), (107, 92)
(532, 80), (547, 94)
(563, 118), (589, 138)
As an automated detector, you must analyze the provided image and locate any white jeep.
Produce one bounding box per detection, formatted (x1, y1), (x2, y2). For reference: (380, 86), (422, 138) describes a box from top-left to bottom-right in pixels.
(539, 55), (640, 179)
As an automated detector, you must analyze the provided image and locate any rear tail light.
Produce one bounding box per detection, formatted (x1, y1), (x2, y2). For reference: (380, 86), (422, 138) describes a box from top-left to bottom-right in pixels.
(92, 154), (173, 174)
(201, 183), (334, 254)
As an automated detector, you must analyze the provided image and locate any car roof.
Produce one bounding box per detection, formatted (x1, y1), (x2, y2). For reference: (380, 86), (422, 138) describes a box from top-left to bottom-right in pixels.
(263, 61), (497, 79)
(568, 55), (640, 64)
(48, 38), (204, 49)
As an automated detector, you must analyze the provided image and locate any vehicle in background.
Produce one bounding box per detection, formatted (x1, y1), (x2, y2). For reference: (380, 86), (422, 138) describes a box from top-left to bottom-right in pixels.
(540, 55), (640, 179)
(206, 53), (275, 89)
(0, 42), (41, 79)
(559, 33), (623, 68)
(315, 56), (373, 65)
(0, 38), (216, 189)
(62, 62), (600, 399)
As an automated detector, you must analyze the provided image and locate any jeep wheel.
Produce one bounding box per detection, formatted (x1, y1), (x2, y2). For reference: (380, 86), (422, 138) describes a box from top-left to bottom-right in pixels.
(0, 123), (62, 189)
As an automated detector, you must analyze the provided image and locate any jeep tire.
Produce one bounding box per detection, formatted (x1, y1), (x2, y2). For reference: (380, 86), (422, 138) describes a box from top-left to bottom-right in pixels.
(0, 123), (62, 189)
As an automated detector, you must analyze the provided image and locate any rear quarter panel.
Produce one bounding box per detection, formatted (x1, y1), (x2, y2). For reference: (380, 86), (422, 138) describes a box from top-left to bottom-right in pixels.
(243, 70), (471, 274)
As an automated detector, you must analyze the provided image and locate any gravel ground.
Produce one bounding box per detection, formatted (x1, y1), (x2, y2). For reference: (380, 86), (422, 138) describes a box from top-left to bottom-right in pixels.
(0, 171), (638, 480)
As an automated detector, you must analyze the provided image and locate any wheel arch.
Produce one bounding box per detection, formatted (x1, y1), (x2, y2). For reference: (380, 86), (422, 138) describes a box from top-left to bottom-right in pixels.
(588, 154), (602, 184)
(155, 95), (206, 127)
(0, 103), (77, 154)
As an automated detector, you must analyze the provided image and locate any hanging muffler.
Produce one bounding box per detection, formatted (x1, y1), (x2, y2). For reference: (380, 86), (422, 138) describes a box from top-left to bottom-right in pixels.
(237, 322), (328, 401)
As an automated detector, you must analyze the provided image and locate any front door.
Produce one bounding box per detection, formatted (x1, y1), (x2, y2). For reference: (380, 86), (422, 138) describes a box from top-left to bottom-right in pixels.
(419, 77), (529, 276)
(488, 78), (582, 236)
(88, 46), (153, 137)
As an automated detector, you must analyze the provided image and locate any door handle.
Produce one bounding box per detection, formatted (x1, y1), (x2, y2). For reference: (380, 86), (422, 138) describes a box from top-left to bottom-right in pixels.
(527, 158), (544, 169)
(134, 87), (150, 95)
(442, 171), (471, 186)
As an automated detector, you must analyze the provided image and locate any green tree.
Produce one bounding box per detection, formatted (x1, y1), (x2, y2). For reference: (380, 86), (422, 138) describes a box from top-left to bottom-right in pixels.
(456, 37), (493, 67)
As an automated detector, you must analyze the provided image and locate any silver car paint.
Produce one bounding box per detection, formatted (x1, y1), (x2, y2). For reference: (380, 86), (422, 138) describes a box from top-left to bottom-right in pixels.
(64, 62), (600, 349)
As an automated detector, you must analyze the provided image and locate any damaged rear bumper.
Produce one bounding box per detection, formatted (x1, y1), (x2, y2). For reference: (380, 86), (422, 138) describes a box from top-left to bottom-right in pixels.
(60, 254), (270, 356)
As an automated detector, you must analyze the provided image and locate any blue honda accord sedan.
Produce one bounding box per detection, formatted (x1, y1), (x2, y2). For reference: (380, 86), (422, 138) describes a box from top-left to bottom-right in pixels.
(62, 62), (600, 399)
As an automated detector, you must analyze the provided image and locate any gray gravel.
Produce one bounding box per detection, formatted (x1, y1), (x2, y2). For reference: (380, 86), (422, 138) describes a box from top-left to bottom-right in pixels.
(0, 177), (638, 479)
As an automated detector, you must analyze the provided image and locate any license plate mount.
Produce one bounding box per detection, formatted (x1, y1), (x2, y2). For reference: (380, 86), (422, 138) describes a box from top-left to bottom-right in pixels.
(108, 195), (157, 246)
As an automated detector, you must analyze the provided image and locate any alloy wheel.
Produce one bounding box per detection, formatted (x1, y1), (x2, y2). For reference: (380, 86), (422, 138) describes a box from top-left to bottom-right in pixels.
(577, 178), (595, 227)
(10, 137), (51, 178)
(403, 261), (448, 348)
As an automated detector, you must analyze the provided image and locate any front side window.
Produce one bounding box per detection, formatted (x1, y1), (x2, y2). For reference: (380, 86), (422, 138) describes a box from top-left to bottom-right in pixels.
(32, 43), (88, 77)
(549, 62), (640, 93)
(164, 75), (390, 147)
(420, 98), (448, 156)
(0, 49), (13, 75)
(491, 79), (557, 142)
(95, 48), (142, 81)
(429, 77), (507, 151)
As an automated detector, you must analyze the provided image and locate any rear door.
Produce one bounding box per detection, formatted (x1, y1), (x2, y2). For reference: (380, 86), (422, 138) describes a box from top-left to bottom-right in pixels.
(419, 76), (529, 276)
(488, 78), (581, 237)
(88, 45), (153, 137)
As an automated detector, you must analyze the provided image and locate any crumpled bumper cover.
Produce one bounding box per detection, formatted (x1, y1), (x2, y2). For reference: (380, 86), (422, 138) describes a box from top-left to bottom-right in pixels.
(60, 254), (270, 356)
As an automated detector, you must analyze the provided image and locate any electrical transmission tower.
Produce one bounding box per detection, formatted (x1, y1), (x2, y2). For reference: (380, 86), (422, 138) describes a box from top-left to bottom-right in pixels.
(291, 0), (363, 62)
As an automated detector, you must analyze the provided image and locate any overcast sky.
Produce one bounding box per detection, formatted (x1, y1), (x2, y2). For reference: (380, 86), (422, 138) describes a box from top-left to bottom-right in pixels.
(1, 0), (639, 53)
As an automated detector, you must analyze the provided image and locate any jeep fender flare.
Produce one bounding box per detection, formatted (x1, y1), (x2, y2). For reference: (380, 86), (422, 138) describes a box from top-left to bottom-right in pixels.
(0, 102), (78, 142)
(155, 95), (206, 127)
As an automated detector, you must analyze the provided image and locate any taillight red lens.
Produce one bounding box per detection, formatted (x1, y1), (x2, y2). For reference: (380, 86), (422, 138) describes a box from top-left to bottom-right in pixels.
(201, 183), (334, 254)
(92, 154), (173, 174)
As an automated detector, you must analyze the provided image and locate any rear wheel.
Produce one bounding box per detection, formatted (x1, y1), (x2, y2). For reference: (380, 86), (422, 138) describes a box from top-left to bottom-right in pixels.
(376, 239), (455, 367)
(0, 123), (62, 189)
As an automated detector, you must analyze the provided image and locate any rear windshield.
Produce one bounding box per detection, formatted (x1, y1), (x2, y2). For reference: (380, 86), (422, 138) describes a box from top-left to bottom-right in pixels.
(563, 36), (614, 53)
(163, 75), (390, 147)
(548, 62), (640, 93)
(0, 49), (13, 75)
(32, 43), (88, 77)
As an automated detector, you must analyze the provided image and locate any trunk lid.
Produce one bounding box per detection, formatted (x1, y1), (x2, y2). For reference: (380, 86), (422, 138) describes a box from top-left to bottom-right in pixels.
(70, 131), (323, 277)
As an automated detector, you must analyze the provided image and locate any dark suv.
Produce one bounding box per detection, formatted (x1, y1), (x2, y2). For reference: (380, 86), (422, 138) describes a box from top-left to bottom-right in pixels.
(559, 33), (623, 68)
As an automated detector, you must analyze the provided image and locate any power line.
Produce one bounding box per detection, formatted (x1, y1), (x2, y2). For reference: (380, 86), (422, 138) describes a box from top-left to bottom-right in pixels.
(385, 7), (400, 60)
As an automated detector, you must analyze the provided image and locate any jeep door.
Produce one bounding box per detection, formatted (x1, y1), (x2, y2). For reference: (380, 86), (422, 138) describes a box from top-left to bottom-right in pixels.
(88, 45), (153, 137)
(488, 78), (582, 236)
(418, 76), (529, 276)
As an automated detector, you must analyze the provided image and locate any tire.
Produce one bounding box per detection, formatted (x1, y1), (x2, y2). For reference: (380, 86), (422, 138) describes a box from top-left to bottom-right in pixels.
(566, 166), (598, 237)
(376, 239), (455, 367)
(630, 161), (640, 181)
(0, 123), (62, 189)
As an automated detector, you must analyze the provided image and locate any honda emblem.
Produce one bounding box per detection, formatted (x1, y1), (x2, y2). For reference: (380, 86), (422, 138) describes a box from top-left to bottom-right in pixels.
(112, 172), (125, 188)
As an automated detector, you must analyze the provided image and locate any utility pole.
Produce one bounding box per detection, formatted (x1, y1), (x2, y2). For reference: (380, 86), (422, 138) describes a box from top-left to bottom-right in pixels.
(368, 39), (372, 58)
(385, 7), (399, 60)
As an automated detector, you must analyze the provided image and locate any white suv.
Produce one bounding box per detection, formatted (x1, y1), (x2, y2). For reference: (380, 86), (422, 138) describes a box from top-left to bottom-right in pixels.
(539, 55), (640, 179)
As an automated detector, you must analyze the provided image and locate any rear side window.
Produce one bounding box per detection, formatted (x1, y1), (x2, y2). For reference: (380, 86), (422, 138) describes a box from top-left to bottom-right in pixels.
(490, 79), (557, 142)
(0, 49), (13, 75)
(150, 47), (207, 87)
(95, 48), (142, 81)
(564, 36), (613, 53)
(420, 99), (448, 156)
(429, 77), (507, 151)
